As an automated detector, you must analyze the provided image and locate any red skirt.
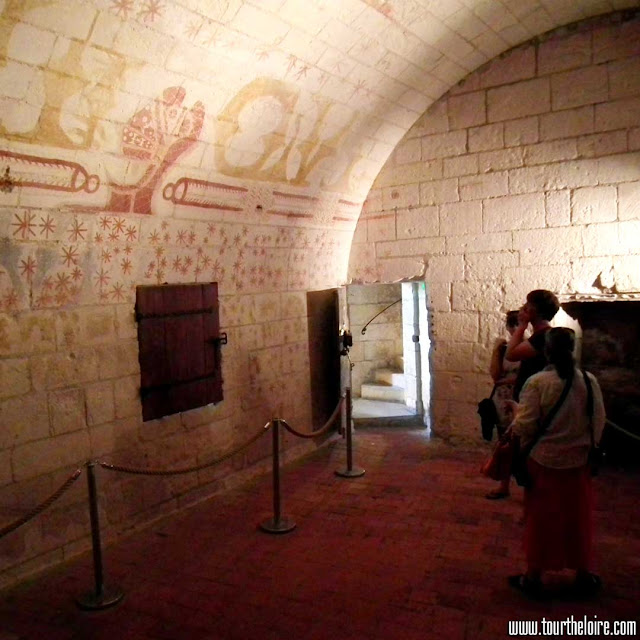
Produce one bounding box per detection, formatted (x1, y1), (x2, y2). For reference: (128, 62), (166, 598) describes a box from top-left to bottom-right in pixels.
(524, 459), (593, 572)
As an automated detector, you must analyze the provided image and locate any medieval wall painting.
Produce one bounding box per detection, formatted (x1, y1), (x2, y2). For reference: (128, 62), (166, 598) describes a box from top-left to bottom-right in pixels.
(105, 86), (205, 216)
(1, 75), (369, 216)
(0, 3), (367, 318)
(215, 78), (367, 194)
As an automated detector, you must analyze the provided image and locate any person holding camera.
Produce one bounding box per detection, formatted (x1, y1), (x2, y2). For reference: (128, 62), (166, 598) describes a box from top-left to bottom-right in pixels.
(485, 310), (520, 500)
(506, 289), (560, 401)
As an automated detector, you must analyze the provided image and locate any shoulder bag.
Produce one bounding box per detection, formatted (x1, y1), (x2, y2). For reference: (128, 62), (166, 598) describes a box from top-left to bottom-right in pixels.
(478, 384), (499, 442)
(480, 429), (514, 481)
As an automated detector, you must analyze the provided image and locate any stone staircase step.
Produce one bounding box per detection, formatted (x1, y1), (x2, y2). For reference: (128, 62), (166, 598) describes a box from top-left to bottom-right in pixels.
(374, 368), (405, 388)
(352, 397), (421, 428)
(361, 382), (405, 402)
(353, 414), (425, 428)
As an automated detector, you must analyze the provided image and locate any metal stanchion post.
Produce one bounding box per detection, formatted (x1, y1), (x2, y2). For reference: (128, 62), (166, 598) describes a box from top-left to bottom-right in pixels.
(76, 462), (124, 610)
(335, 388), (365, 478)
(259, 420), (296, 534)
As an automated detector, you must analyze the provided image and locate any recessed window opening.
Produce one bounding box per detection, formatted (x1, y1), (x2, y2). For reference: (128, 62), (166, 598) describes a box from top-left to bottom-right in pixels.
(563, 300), (640, 466)
(136, 282), (225, 421)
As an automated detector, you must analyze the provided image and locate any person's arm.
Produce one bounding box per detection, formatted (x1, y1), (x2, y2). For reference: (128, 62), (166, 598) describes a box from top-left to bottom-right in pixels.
(505, 307), (535, 362)
(511, 378), (542, 443)
(498, 372), (518, 386)
(505, 337), (537, 362)
(489, 340), (506, 382)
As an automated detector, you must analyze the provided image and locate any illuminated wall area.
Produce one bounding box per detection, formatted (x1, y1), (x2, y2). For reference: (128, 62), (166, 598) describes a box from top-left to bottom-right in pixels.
(1, 1), (639, 586)
(349, 15), (640, 440)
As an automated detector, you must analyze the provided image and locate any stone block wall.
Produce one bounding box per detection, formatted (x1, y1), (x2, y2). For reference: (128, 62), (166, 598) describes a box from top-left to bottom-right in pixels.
(348, 15), (640, 441)
(2, 2), (639, 589)
(346, 283), (402, 396)
(0, 284), (323, 586)
(0, 0), (364, 587)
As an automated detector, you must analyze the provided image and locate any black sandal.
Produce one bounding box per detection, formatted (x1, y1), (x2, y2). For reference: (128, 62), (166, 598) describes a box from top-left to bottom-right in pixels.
(508, 574), (545, 599)
(574, 573), (602, 597)
(485, 490), (510, 500)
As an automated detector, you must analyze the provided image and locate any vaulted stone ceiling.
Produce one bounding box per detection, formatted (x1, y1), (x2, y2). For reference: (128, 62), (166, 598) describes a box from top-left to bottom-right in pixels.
(3, 0), (638, 215)
(1, 0), (639, 300)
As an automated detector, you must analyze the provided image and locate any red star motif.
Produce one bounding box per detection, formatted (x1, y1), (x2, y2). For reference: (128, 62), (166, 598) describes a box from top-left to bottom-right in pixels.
(55, 272), (71, 292)
(95, 268), (110, 288)
(19, 256), (37, 280)
(121, 258), (132, 275)
(111, 282), (126, 301)
(68, 218), (87, 242)
(111, 0), (134, 19)
(139, 0), (164, 22)
(39, 214), (56, 238)
(12, 212), (37, 239)
(62, 246), (79, 267)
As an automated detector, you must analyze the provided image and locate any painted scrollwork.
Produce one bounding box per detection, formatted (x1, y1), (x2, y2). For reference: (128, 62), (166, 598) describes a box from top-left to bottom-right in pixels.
(216, 78), (362, 193)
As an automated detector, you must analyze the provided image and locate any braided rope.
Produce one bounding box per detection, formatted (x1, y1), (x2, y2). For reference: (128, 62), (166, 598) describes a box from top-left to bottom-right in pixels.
(280, 395), (344, 439)
(0, 468), (83, 539)
(99, 421), (272, 476)
(606, 418), (640, 443)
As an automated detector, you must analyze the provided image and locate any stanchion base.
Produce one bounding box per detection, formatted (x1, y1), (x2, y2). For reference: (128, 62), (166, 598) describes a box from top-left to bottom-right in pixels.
(259, 517), (296, 534)
(76, 585), (124, 610)
(335, 467), (366, 478)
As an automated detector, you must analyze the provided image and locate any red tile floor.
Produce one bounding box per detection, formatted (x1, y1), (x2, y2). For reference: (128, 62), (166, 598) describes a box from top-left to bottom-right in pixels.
(1, 427), (639, 639)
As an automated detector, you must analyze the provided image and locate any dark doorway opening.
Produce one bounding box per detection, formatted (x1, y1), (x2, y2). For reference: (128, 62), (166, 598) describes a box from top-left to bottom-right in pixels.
(307, 288), (340, 431)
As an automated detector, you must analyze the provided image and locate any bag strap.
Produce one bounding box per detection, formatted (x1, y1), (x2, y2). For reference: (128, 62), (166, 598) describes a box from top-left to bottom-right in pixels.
(489, 384), (498, 400)
(582, 369), (595, 448)
(522, 372), (573, 457)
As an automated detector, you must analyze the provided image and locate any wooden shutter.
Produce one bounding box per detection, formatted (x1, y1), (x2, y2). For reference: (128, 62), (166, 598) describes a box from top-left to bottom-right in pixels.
(136, 283), (224, 421)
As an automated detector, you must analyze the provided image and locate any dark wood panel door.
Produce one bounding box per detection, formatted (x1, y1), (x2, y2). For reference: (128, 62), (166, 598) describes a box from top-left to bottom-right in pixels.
(307, 288), (340, 431)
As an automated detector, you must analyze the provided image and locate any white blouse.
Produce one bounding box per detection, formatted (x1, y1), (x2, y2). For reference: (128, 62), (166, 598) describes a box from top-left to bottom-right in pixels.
(512, 366), (606, 469)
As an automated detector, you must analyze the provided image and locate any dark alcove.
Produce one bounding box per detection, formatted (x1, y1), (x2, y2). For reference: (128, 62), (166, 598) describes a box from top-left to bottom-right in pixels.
(563, 301), (640, 465)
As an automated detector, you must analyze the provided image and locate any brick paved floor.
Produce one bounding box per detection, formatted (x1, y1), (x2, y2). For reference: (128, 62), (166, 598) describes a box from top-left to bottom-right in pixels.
(1, 427), (639, 639)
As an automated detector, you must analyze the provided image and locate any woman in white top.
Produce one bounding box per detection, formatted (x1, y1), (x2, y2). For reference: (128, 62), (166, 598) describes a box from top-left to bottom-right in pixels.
(485, 310), (520, 499)
(508, 327), (606, 599)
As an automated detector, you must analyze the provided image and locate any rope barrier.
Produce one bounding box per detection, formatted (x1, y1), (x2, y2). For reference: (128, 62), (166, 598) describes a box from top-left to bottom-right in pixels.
(0, 468), (83, 539)
(605, 418), (640, 443)
(99, 422), (272, 476)
(280, 395), (344, 439)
